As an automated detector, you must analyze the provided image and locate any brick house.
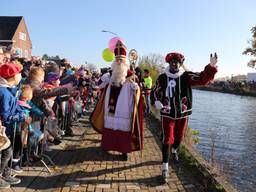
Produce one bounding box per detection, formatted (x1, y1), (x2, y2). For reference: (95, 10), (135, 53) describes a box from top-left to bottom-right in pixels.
(0, 16), (32, 58)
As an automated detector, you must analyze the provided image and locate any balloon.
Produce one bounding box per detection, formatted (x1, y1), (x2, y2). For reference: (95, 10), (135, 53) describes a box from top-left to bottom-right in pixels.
(108, 37), (125, 52)
(102, 48), (114, 62)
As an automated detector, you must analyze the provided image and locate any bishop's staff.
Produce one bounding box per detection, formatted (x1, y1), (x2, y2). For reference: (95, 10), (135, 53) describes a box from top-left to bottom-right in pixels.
(128, 49), (143, 154)
(128, 49), (138, 72)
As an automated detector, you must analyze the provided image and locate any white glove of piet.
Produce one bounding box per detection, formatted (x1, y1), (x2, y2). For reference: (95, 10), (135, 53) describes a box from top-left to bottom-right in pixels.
(155, 100), (163, 110)
(210, 52), (218, 67)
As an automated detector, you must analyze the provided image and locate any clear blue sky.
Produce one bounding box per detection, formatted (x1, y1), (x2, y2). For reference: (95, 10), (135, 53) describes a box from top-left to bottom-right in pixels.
(1, 0), (256, 77)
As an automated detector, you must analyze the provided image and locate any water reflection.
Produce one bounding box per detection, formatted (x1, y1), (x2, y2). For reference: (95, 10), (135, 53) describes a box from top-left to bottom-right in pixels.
(190, 90), (256, 192)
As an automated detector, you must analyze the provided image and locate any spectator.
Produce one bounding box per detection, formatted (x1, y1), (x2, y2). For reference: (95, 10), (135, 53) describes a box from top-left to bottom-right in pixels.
(143, 69), (152, 114)
(0, 63), (32, 187)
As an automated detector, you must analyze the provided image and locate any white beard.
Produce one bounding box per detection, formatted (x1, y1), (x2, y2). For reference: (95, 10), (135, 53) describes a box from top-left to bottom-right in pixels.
(110, 61), (129, 86)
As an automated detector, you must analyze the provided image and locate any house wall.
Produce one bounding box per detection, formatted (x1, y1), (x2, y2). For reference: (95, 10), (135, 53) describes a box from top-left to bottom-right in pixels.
(247, 73), (256, 82)
(12, 18), (32, 58)
(231, 75), (247, 82)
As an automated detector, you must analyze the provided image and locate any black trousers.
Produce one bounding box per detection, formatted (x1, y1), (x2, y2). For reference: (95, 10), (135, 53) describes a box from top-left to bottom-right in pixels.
(0, 145), (12, 177)
(12, 134), (22, 160)
(162, 140), (180, 163)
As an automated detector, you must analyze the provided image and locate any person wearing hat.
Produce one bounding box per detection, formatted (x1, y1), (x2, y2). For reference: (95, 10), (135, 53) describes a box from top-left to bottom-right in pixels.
(151, 52), (218, 181)
(43, 72), (62, 108)
(60, 66), (83, 87)
(0, 63), (32, 188)
(90, 41), (144, 161)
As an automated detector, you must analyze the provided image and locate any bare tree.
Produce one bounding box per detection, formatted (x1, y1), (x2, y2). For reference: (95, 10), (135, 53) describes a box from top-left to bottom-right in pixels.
(243, 26), (256, 69)
(42, 54), (61, 60)
(138, 53), (165, 70)
(86, 62), (97, 72)
(42, 54), (49, 60)
(137, 53), (165, 83)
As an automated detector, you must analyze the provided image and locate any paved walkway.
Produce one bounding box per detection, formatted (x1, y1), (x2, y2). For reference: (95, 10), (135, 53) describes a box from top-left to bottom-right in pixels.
(6, 113), (203, 192)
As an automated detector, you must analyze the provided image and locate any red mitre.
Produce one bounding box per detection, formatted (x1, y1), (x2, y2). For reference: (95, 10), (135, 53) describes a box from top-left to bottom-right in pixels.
(114, 40), (127, 58)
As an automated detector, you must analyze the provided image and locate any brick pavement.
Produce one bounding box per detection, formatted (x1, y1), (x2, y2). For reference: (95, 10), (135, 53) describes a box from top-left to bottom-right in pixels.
(6, 113), (204, 192)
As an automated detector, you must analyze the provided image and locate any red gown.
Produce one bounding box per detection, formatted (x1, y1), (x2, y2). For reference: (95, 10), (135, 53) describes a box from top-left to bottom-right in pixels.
(90, 82), (144, 153)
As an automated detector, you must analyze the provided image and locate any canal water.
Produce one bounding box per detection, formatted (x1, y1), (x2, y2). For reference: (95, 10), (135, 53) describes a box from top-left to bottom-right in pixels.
(189, 89), (256, 192)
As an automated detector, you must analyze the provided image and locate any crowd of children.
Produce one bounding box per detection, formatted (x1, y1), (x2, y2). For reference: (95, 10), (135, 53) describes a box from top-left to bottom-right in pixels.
(0, 54), (101, 189)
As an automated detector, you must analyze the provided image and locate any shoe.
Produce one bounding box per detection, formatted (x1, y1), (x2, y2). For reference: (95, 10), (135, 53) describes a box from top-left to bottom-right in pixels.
(30, 153), (42, 162)
(121, 153), (128, 161)
(162, 169), (169, 181)
(49, 138), (62, 145)
(172, 152), (179, 162)
(53, 138), (62, 145)
(78, 113), (82, 118)
(55, 135), (62, 140)
(0, 177), (10, 189)
(22, 161), (33, 167)
(60, 130), (65, 136)
(82, 109), (89, 114)
(11, 160), (23, 173)
(64, 129), (74, 137)
(3, 175), (21, 185)
(12, 164), (23, 174)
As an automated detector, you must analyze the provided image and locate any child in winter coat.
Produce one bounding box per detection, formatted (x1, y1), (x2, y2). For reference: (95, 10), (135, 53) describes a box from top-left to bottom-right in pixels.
(0, 63), (31, 188)
(27, 67), (75, 140)
(27, 67), (74, 117)
(43, 72), (63, 142)
(16, 85), (45, 168)
(43, 72), (61, 109)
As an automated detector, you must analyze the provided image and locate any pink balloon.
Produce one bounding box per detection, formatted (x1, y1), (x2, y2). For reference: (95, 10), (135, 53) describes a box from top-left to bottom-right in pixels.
(108, 37), (125, 52)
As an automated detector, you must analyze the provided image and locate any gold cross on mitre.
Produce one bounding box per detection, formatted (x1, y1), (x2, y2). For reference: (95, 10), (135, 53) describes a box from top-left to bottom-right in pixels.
(114, 40), (127, 58)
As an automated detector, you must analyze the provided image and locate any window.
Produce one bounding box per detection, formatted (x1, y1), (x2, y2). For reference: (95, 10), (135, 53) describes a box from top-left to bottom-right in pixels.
(16, 48), (22, 57)
(19, 32), (26, 41)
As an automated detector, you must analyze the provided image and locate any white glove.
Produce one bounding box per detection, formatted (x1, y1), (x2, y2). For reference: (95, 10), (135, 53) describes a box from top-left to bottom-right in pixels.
(101, 73), (110, 82)
(155, 100), (163, 110)
(131, 82), (139, 90)
(210, 52), (218, 67)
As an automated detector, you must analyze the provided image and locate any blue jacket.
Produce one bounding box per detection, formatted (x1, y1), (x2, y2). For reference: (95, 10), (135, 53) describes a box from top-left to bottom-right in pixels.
(27, 101), (44, 118)
(18, 100), (44, 132)
(0, 77), (25, 136)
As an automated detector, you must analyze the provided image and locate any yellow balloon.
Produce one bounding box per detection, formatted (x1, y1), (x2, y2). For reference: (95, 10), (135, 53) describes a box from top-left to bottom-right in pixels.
(102, 48), (114, 62)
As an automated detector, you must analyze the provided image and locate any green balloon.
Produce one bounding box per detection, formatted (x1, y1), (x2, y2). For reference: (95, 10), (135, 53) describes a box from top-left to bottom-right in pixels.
(102, 48), (114, 62)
